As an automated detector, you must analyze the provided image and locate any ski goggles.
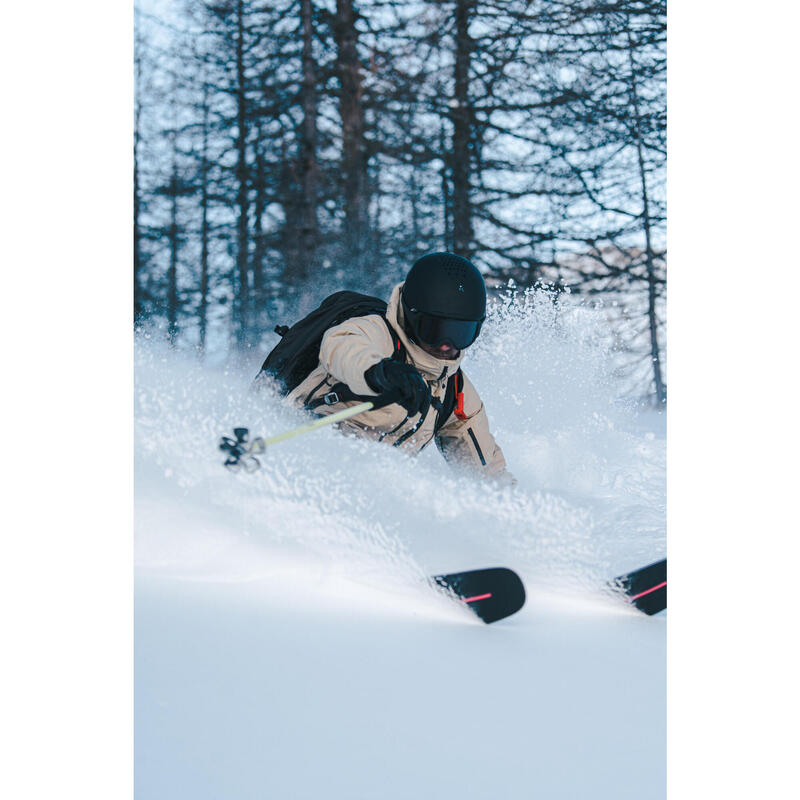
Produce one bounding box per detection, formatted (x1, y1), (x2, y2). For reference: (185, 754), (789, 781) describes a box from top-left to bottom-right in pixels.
(404, 307), (484, 350)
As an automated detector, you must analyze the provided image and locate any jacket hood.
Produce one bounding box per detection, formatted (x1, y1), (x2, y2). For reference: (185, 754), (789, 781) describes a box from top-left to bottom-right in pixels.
(386, 283), (465, 380)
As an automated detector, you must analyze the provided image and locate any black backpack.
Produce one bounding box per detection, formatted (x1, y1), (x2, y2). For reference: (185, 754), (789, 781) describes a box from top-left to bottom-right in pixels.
(257, 290), (464, 435)
(258, 291), (402, 394)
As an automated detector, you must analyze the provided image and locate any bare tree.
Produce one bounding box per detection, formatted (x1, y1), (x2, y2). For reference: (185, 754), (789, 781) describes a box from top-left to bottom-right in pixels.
(450, 0), (475, 258)
(134, 0), (667, 399)
(296, 0), (321, 278)
(333, 0), (370, 274)
(134, 21), (146, 320)
(197, 63), (212, 354)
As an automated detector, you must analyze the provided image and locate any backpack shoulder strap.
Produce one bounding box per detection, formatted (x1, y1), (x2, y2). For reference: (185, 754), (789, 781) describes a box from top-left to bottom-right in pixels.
(433, 367), (466, 435)
(380, 316), (406, 363)
(304, 314), (407, 412)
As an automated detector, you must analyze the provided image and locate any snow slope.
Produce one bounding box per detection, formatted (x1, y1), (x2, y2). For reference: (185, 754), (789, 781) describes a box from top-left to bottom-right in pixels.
(135, 290), (665, 799)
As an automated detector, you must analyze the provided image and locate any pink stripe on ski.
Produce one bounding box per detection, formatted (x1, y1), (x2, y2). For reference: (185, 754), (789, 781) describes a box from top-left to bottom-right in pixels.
(628, 580), (666, 602)
(462, 592), (492, 603)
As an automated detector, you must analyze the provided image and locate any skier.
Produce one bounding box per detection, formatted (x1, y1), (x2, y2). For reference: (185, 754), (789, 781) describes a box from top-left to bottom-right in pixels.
(275, 252), (513, 484)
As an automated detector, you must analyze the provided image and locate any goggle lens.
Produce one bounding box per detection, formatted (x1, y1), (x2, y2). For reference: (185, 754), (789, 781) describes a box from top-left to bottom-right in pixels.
(406, 309), (483, 350)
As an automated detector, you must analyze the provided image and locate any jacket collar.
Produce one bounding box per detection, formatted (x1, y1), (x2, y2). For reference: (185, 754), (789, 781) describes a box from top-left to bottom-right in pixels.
(386, 283), (464, 381)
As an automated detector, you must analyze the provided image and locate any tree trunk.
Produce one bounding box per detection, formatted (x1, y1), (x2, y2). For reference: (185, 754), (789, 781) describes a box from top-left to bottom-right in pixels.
(450, 0), (474, 259)
(298, 0), (319, 276)
(199, 77), (210, 356)
(440, 119), (452, 251)
(253, 124), (266, 331)
(134, 34), (144, 319)
(234, 0), (250, 347)
(167, 154), (179, 346)
(626, 27), (666, 405)
(410, 162), (422, 258)
(334, 0), (369, 272)
(283, 0), (320, 286)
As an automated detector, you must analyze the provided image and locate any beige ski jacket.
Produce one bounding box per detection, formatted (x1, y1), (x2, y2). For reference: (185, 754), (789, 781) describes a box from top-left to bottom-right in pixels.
(286, 283), (512, 483)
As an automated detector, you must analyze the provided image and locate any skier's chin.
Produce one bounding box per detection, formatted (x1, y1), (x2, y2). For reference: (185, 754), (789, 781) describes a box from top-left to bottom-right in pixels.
(419, 342), (460, 360)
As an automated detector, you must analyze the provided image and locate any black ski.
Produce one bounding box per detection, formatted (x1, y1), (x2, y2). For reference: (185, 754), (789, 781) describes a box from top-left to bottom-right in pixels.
(610, 558), (666, 615)
(432, 567), (526, 624)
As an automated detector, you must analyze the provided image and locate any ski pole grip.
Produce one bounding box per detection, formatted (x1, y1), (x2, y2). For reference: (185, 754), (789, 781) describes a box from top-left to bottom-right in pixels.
(369, 389), (405, 411)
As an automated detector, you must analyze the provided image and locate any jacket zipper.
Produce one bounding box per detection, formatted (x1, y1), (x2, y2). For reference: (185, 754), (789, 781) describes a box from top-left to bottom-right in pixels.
(466, 427), (486, 466)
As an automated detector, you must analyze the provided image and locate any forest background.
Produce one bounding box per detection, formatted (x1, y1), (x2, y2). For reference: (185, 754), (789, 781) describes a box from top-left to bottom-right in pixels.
(134, 0), (666, 403)
(7, 4), (799, 799)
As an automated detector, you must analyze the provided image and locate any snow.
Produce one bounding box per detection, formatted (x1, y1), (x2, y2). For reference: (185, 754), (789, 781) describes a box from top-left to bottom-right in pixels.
(135, 291), (665, 799)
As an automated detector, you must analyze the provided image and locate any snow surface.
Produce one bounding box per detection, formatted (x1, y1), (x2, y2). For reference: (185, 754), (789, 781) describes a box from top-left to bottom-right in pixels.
(135, 291), (665, 799)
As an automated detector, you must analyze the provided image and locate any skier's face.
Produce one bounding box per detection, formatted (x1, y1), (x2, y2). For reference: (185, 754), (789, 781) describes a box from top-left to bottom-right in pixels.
(418, 341), (460, 360)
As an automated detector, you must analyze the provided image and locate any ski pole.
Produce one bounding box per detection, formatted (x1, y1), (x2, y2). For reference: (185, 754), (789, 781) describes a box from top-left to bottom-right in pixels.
(219, 392), (401, 472)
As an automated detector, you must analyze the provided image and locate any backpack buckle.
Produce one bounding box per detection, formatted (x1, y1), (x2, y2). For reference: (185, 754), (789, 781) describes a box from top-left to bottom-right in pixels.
(323, 391), (340, 405)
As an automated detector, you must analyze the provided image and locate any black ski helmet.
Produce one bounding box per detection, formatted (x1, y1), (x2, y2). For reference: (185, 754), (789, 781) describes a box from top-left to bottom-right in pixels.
(401, 252), (486, 350)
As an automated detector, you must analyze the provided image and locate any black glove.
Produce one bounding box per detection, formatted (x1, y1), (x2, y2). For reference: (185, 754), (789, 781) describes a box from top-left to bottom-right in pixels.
(364, 358), (431, 419)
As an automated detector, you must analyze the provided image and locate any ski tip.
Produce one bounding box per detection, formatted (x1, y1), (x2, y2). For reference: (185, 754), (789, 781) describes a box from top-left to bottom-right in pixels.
(433, 567), (526, 624)
(610, 558), (666, 615)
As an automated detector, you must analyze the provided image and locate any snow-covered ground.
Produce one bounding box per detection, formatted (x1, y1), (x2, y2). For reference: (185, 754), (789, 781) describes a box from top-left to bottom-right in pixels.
(135, 291), (665, 799)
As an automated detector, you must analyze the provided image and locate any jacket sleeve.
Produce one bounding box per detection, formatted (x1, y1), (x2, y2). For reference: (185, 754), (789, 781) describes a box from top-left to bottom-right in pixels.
(435, 372), (515, 485)
(318, 314), (393, 396)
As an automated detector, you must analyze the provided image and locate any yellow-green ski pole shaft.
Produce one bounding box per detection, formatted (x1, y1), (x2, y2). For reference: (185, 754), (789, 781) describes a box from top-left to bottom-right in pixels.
(220, 391), (403, 470)
(258, 401), (375, 448)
